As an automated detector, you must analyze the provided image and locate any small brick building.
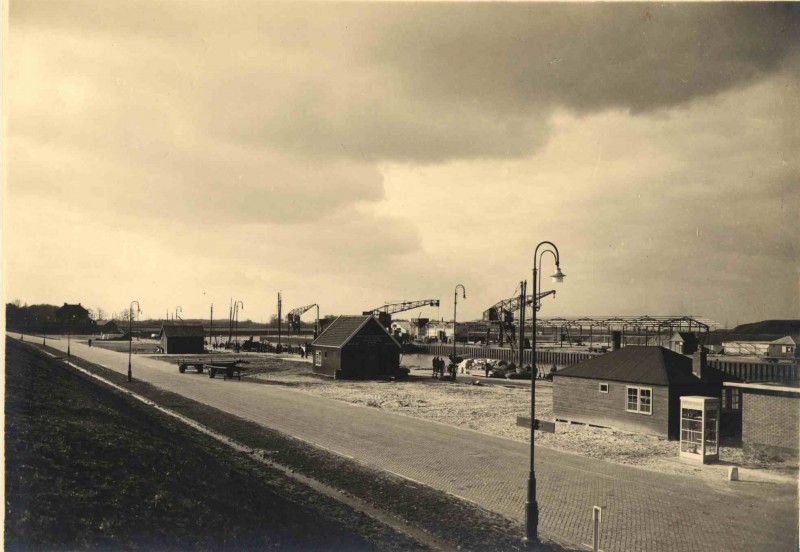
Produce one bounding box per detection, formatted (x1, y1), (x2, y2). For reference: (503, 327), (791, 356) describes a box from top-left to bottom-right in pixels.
(724, 381), (800, 459)
(553, 346), (729, 439)
(159, 323), (206, 354)
(311, 315), (401, 379)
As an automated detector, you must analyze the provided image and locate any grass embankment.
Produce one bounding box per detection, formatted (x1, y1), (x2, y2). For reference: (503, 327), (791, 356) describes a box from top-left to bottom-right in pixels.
(3, 338), (418, 551)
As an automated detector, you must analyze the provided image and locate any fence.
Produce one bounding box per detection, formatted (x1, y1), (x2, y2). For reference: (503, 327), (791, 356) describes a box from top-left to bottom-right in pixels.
(410, 344), (598, 368)
(409, 344), (799, 382)
(708, 359), (798, 382)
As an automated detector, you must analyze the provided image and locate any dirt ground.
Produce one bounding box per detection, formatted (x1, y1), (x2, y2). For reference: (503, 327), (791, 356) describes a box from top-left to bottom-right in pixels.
(228, 352), (799, 483)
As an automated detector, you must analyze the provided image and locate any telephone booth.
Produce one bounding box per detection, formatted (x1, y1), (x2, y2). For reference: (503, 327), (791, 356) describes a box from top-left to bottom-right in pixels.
(680, 396), (720, 464)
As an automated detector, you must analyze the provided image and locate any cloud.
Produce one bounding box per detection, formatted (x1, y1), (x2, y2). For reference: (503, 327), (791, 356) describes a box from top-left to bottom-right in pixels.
(12, 2), (799, 165)
(6, 2), (799, 323)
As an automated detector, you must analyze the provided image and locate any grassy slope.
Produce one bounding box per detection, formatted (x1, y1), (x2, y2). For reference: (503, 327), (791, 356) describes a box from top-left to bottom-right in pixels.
(3, 338), (402, 551)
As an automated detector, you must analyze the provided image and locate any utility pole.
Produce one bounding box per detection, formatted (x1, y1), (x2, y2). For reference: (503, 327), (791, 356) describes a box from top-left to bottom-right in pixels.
(228, 298), (233, 347)
(209, 303), (214, 350)
(519, 280), (526, 368)
(277, 291), (282, 352)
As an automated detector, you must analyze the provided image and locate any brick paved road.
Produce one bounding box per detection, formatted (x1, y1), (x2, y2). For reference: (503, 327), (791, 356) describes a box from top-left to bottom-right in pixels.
(20, 336), (798, 552)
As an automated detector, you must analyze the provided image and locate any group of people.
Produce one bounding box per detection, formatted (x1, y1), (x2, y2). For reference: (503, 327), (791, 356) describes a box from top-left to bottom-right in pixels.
(431, 356), (453, 379)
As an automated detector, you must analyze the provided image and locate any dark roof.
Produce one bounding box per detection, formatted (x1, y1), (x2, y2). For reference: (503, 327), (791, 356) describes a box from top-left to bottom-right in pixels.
(160, 323), (205, 338)
(770, 335), (798, 345)
(56, 303), (91, 318)
(554, 346), (700, 386)
(312, 315), (400, 349)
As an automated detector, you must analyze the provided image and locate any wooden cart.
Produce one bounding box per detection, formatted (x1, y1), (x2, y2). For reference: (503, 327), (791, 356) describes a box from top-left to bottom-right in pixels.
(207, 360), (249, 381)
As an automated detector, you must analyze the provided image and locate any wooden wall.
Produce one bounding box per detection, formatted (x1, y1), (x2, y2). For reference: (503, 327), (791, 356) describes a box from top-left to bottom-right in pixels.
(553, 376), (670, 438)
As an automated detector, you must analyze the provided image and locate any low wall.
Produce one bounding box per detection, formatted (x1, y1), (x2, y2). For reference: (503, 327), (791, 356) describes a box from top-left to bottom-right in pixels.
(408, 343), (799, 381)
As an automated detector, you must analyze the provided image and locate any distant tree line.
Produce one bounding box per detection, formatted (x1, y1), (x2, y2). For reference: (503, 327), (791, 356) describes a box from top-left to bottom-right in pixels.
(5, 301), (137, 334)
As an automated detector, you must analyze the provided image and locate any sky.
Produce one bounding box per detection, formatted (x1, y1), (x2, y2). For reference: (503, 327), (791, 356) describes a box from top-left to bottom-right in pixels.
(4, 1), (799, 327)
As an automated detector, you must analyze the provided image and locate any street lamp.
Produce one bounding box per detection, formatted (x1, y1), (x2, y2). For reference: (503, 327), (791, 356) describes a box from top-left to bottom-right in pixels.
(175, 305), (182, 321)
(525, 241), (565, 547)
(453, 284), (466, 370)
(67, 315), (73, 360)
(128, 301), (141, 382)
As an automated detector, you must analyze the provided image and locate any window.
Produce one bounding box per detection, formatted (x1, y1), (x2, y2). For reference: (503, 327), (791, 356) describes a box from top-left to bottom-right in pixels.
(315, 351), (322, 366)
(599, 383), (609, 393)
(723, 388), (741, 412)
(626, 386), (653, 415)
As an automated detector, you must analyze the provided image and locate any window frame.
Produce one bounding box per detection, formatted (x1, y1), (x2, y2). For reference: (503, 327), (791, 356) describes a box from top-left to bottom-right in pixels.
(598, 382), (609, 393)
(625, 385), (654, 416)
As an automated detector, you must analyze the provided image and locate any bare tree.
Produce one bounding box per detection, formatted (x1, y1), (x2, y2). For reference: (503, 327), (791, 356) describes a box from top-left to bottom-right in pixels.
(96, 307), (106, 321)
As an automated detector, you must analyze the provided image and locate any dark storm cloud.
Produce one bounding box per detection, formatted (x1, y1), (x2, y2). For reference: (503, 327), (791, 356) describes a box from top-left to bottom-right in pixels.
(12, 2), (800, 164)
(365, 3), (800, 114)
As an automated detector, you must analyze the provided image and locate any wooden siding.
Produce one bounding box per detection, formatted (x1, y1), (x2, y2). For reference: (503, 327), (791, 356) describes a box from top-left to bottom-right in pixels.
(312, 345), (341, 377)
(162, 336), (204, 354)
(553, 376), (670, 438)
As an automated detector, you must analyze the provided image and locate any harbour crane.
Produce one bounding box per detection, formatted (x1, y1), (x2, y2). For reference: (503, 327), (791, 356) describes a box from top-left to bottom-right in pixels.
(363, 299), (440, 330)
(483, 290), (556, 355)
(287, 303), (319, 336)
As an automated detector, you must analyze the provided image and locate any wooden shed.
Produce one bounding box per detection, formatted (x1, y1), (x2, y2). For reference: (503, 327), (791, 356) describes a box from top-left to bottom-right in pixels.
(767, 336), (799, 361)
(553, 346), (727, 439)
(311, 315), (401, 379)
(159, 323), (206, 354)
(669, 332), (699, 354)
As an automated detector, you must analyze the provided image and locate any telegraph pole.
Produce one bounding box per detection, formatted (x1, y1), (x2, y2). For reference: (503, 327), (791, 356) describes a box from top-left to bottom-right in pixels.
(277, 291), (282, 352)
(519, 280), (526, 368)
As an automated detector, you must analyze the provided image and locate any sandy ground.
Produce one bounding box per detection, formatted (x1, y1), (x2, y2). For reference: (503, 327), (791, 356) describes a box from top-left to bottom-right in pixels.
(231, 353), (797, 484)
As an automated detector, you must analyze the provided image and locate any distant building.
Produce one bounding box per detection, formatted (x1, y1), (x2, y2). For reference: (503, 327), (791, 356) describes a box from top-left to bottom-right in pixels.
(55, 303), (95, 331)
(311, 315), (401, 379)
(669, 332), (699, 355)
(721, 337), (775, 357)
(553, 346), (732, 439)
(96, 320), (121, 336)
(767, 336), (799, 361)
(389, 320), (411, 339)
(724, 381), (800, 460)
(159, 323), (205, 354)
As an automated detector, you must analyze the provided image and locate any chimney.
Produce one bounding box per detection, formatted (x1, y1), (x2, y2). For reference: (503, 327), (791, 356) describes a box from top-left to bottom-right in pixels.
(692, 349), (708, 381)
(611, 331), (622, 351)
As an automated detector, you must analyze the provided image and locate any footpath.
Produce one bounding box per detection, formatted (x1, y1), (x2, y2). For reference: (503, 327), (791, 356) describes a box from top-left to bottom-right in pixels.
(12, 335), (798, 552)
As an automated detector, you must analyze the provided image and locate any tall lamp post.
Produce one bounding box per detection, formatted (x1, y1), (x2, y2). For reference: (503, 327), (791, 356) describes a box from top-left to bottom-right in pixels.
(452, 284), (466, 364)
(128, 301), (141, 382)
(525, 241), (565, 547)
(67, 315), (73, 360)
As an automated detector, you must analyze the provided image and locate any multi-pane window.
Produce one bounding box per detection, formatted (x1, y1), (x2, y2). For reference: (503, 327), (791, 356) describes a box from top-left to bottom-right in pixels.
(626, 386), (653, 415)
(723, 388), (741, 412)
(626, 388), (638, 412)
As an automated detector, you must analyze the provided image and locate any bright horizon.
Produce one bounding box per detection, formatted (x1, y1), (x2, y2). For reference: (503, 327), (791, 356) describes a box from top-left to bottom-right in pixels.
(4, 2), (799, 328)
